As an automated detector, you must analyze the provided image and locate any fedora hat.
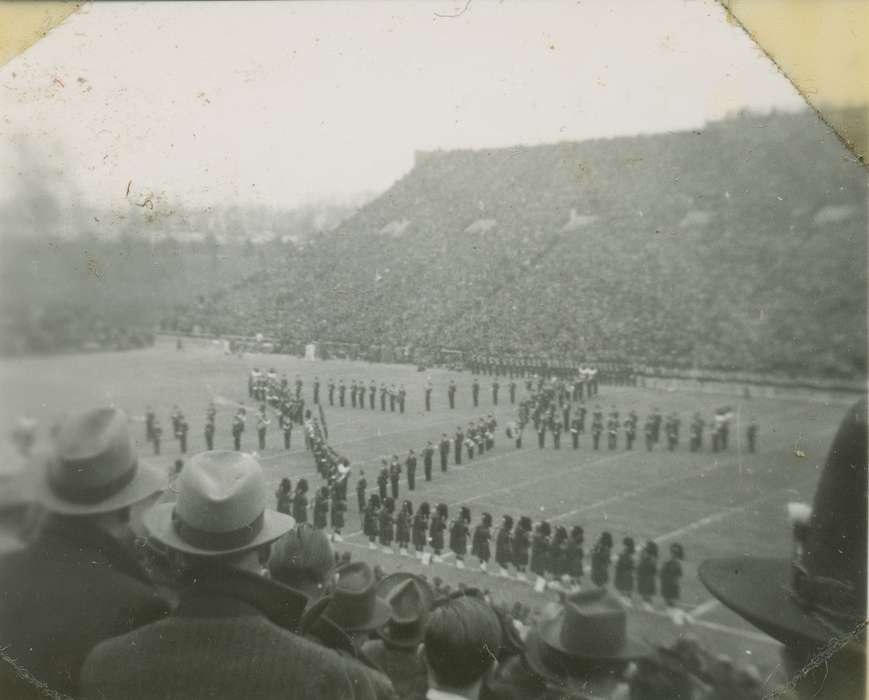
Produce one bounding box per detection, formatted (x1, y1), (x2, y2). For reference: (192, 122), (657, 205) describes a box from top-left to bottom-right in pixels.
(699, 398), (867, 651)
(375, 573), (434, 649)
(537, 589), (648, 663)
(145, 450), (294, 557)
(34, 407), (164, 515)
(322, 561), (392, 633)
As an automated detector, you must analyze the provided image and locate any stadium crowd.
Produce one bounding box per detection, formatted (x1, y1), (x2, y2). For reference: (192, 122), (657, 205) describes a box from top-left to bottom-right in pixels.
(0, 398), (863, 699)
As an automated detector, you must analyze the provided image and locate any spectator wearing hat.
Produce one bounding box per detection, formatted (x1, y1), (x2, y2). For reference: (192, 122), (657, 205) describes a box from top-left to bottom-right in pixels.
(450, 506), (471, 569)
(361, 573), (434, 699)
(0, 407), (169, 700)
(521, 589), (647, 699)
(422, 592), (503, 700)
(590, 532), (613, 588)
(614, 537), (636, 602)
(699, 398), (867, 700)
(512, 516), (532, 581)
(412, 502), (430, 558)
(472, 512), (493, 573)
(495, 515), (514, 578)
(396, 499), (413, 556)
(636, 541), (659, 612)
(82, 450), (386, 699)
(268, 522), (334, 603)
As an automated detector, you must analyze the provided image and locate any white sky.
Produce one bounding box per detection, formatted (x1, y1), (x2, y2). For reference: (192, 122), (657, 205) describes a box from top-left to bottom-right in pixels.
(0, 0), (807, 213)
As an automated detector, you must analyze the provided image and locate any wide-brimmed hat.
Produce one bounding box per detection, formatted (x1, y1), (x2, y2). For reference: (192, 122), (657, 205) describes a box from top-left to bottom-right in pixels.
(375, 573), (434, 649)
(34, 407), (164, 516)
(536, 589), (648, 663)
(145, 450), (294, 557)
(322, 561), (392, 633)
(699, 398), (867, 651)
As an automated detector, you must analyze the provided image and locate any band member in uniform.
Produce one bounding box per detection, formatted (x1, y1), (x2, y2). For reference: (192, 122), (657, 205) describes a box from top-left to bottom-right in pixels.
(512, 516), (531, 581)
(449, 506), (471, 569)
(472, 377), (480, 408)
(746, 418), (758, 453)
(256, 405), (269, 451)
(380, 383), (388, 412)
(651, 407), (662, 445)
(565, 526), (585, 588)
(624, 411), (638, 450)
(279, 411), (292, 449)
(204, 417), (215, 450)
(472, 512), (493, 573)
(591, 414), (603, 450)
(537, 419), (546, 449)
(412, 502), (430, 558)
(398, 385), (406, 414)
(405, 449), (417, 491)
(666, 413), (680, 451)
(232, 411), (245, 451)
(175, 414), (189, 454)
(454, 427), (464, 465)
(330, 494), (346, 542)
(152, 416), (163, 455)
(338, 380), (346, 408)
(614, 537), (636, 601)
(660, 543), (684, 608)
(492, 379), (499, 406)
(356, 471), (367, 513)
(577, 402), (587, 434)
(429, 503), (448, 562)
(364, 494), (380, 550)
(644, 415), (655, 451)
(690, 412), (704, 452)
(377, 464), (389, 501)
(448, 380), (456, 409)
(495, 515), (513, 577)
(552, 419), (562, 449)
(439, 434), (450, 472)
(313, 486), (329, 530)
(275, 477), (292, 515)
(379, 497), (395, 553)
(145, 406), (155, 443)
(369, 381), (376, 410)
(389, 384), (397, 412)
(509, 379), (516, 405)
(422, 441), (434, 482)
(606, 415), (618, 450)
(590, 531), (613, 587)
(570, 415), (581, 449)
(328, 378), (335, 406)
(389, 455), (401, 500)
(395, 500), (412, 556)
(425, 380), (432, 412)
(636, 541), (658, 610)
(350, 380), (358, 409)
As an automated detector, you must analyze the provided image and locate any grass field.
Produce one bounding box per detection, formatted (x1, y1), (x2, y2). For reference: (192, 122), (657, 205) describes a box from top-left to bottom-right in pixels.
(0, 337), (856, 685)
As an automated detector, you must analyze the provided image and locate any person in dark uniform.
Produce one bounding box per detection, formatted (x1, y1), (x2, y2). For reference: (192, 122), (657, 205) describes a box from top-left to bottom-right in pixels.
(690, 412), (704, 452)
(562, 402), (571, 435)
(438, 434), (450, 472)
(350, 380), (358, 409)
(369, 381), (376, 410)
(509, 380), (516, 405)
(292, 479), (308, 524)
(429, 503), (448, 561)
(152, 417), (163, 455)
(328, 378), (335, 406)
(412, 502), (430, 558)
(660, 543), (684, 608)
(449, 506), (471, 569)
(666, 413), (680, 451)
(552, 419), (562, 449)
(175, 414), (189, 454)
(279, 412), (292, 449)
(570, 415), (581, 449)
(205, 402), (216, 425)
(395, 499), (412, 555)
(389, 384), (397, 412)
(590, 531), (613, 587)
(454, 427), (463, 465)
(389, 456), (401, 500)
(614, 537), (636, 601)
(204, 417), (215, 450)
(232, 412), (244, 451)
(530, 521), (551, 584)
(710, 422), (721, 452)
(330, 494), (346, 541)
(364, 494), (380, 550)
(447, 380), (456, 409)
(624, 411), (638, 450)
(472, 512), (493, 573)
(377, 464), (389, 501)
(379, 497), (395, 553)
(495, 515), (513, 577)
(565, 526), (585, 587)
(313, 486), (329, 530)
(492, 380), (499, 406)
(256, 406), (269, 451)
(145, 406), (155, 443)
(380, 383), (388, 412)
(313, 377), (320, 405)
(398, 385), (406, 414)
(577, 402), (587, 434)
(644, 415), (655, 451)
(591, 414), (603, 450)
(356, 471), (367, 513)
(512, 516), (531, 581)
(537, 420), (546, 449)
(636, 540), (658, 609)
(338, 380), (346, 408)
(275, 477), (292, 515)
(472, 377), (480, 408)
(651, 407), (662, 445)
(606, 415), (618, 450)
(405, 450), (417, 491)
(424, 380), (432, 412)
(746, 418), (758, 453)
(422, 441), (434, 482)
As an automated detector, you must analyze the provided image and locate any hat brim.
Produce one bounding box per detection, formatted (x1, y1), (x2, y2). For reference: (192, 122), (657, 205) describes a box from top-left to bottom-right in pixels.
(341, 597), (394, 633)
(33, 458), (165, 516)
(375, 572), (435, 610)
(538, 611), (649, 663)
(144, 502), (295, 557)
(699, 556), (839, 649)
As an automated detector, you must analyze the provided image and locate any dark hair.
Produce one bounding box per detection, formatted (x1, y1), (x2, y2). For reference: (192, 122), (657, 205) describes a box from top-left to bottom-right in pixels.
(424, 595), (502, 688)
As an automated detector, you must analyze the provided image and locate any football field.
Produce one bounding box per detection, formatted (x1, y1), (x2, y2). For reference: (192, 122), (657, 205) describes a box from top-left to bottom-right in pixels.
(0, 337), (855, 681)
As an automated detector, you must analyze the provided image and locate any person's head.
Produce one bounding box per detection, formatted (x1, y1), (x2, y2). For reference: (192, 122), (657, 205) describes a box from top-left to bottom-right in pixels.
(570, 526), (584, 544)
(502, 515), (514, 532)
(174, 459), (184, 475)
(279, 477), (291, 493)
(268, 523), (334, 599)
(422, 593), (503, 698)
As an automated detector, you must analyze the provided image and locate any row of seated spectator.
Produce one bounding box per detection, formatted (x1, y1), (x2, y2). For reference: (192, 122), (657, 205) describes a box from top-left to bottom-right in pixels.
(0, 399), (864, 699)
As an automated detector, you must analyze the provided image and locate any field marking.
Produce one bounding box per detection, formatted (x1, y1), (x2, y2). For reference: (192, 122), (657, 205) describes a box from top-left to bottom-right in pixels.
(690, 599), (721, 619)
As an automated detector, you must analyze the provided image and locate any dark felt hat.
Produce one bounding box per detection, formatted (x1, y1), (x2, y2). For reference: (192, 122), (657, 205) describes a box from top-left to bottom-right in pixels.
(537, 588), (648, 663)
(322, 561), (392, 633)
(700, 398), (867, 651)
(375, 573), (434, 648)
(34, 407), (164, 515)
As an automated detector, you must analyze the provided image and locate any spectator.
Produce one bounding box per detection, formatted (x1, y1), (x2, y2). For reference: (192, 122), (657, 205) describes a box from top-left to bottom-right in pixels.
(268, 522), (334, 603)
(0, 407), (168, 700)
(422, 591), (503, 700)
(700, 398), (867, 700)
(361, 573), (434, 699)
(81, 450), (381, 699)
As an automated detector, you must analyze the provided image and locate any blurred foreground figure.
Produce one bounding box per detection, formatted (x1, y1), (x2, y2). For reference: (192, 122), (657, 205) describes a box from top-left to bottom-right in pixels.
(0, 407), (169, 699)
(700, 398), (867, 700)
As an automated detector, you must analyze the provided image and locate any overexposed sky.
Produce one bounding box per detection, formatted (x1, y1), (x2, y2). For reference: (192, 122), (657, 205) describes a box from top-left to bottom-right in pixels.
(0, 0), (807, 214)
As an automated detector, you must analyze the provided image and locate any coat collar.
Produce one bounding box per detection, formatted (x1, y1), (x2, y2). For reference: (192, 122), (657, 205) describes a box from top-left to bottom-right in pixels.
(176, 566), (308, 632)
